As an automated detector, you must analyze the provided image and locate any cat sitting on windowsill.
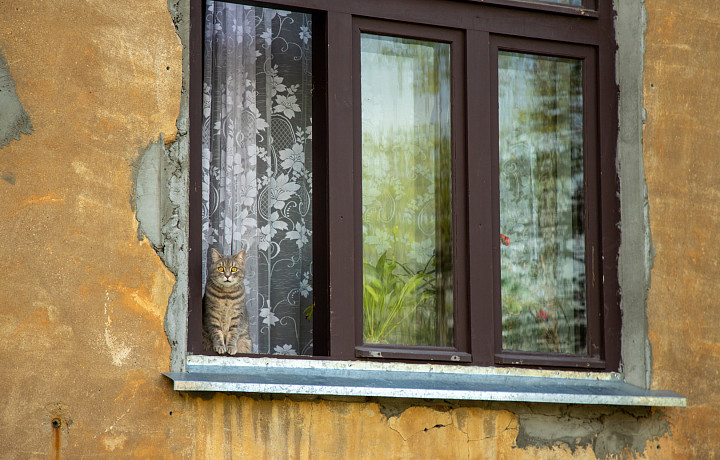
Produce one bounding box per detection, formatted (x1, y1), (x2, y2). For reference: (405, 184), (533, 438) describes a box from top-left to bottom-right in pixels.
(202, 249), (251, 355)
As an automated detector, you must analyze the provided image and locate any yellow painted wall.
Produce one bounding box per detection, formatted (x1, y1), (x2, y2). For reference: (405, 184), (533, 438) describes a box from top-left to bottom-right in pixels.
(643, 0), (720, 458)
(0, 0), (718, 458)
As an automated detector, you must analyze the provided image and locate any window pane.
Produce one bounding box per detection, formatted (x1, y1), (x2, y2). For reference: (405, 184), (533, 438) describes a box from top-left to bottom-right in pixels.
(539, 0), (583, 5)
(498, 51), (586, 354)
(361, 34), (453, 347)
(202, 2), (313, 355)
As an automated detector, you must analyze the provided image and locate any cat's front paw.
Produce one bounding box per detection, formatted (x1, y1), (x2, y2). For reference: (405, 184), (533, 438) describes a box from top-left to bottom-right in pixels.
(226, 345), (237, 355)
(213, 344), (227, 354)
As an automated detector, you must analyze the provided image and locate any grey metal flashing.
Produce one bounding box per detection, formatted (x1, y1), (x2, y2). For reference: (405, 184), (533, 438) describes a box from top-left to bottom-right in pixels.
(164, 356), (686, 407)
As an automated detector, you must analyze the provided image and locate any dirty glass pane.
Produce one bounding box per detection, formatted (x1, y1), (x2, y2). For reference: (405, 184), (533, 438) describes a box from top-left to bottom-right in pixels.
(498, 51), (587, 354)
(361, 34), (454, 347)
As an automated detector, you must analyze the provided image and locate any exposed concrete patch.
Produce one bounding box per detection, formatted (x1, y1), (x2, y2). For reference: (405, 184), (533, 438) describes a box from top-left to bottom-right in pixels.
(615, 0), (654, 389)
(131, 0), (191, 372)
(133, 136), (176, 250)
(515, 405), (669, 458)
(2, 169), (15, 184)
(376, 398), (670, 458)
(133, 131), (189, 372)
(0, 49), (33, 148)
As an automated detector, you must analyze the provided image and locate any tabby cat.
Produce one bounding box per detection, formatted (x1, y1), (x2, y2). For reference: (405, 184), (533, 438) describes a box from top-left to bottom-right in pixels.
(202, 248), (251, 355)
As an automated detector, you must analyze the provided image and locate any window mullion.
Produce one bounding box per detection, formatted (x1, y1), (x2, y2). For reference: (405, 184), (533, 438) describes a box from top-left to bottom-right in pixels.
(326, 11), (357, 359)
(466, 29), (496, 366)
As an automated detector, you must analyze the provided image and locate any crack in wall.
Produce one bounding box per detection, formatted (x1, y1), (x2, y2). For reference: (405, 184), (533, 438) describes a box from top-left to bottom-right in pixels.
(376, 398), (670, 458)
(387, 421), (451, 443)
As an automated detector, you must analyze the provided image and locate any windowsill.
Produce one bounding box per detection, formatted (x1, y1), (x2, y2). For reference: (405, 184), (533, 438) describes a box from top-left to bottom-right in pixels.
(164, 355), (686, 407)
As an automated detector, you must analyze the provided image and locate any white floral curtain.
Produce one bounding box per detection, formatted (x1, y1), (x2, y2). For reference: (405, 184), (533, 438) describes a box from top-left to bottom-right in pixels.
(202, 1), (313, 355)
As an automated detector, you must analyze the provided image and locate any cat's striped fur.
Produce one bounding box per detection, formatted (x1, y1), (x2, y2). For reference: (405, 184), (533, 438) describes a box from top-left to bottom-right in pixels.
(202, 248), (251, 355)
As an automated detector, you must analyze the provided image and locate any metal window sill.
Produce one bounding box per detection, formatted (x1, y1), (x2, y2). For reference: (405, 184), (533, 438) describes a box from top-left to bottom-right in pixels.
(164, 356), (686, 407)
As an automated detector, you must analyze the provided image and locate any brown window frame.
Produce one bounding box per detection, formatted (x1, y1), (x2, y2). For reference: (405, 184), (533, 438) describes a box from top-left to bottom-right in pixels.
(187, 0), (620, 371)
(350, 19), (470, 363)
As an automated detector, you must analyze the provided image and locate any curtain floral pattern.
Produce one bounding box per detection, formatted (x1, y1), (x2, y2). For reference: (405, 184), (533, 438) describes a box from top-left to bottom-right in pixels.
(202, 1), (313, 355)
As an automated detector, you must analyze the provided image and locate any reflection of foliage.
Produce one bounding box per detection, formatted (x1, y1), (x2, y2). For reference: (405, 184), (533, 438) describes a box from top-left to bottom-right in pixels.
(363, 250), (432, 344)
(501, 254), (585, 353)
(498, 51), (587, 355)
(362, 130), (454, 347)
(362, 129), (441, 265)
(360, 35), (454, 347)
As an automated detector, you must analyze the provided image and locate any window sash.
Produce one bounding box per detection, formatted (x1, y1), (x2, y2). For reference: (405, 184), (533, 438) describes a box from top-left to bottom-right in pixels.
(187, 0), (620, 371)
(489, 36), (605, 368)
(348, 19), (470, 362)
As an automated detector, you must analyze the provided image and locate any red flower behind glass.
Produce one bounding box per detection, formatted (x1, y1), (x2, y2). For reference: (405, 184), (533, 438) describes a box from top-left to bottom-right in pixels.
(536, 310), (549, 320)
(500, 234), (510, 246)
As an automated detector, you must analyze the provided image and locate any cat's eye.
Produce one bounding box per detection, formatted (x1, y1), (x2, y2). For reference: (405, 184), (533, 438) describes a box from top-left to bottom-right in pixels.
(231, 267), (238, 272)
(218, 267), (224, 272)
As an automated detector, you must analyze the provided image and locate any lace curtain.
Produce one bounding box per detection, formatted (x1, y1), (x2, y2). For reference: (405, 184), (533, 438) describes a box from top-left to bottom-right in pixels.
(202, 1), (313, 355)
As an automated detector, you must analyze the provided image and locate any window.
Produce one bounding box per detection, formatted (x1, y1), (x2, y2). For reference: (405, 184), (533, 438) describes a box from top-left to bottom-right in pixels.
(188, 0), (619, 371)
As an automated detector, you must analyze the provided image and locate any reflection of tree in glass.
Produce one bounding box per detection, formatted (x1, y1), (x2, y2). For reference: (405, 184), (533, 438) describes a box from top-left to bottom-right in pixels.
(498, 51), (587, 354)
(362, 130), (453, 347)
(361, 34), (454, 347)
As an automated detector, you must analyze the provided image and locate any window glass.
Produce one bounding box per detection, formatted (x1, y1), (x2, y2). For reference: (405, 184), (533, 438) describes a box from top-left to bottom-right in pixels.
(202, 1), (314, 355)
(498, 51), (587, 354)
(540, 0), (583, 5)
(361, 34), (454, 346)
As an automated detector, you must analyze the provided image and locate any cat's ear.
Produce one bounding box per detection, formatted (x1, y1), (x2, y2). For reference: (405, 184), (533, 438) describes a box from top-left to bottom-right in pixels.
(233, 249), (246, 265)
(210, 248), (222, 263)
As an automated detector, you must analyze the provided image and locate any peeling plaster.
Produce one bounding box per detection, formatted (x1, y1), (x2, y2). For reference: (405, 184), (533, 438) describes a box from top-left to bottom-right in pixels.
(0, 49), (33, 148)
(133, 130), (189, 372)
(131, 0), (191, 372)
(376, 398), (671, 458)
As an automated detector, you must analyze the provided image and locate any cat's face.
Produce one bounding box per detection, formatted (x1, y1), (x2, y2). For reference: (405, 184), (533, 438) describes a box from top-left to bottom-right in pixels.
(208, 248), (246, 287)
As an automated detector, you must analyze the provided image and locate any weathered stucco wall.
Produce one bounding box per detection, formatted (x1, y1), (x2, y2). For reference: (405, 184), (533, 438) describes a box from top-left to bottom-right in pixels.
(0, 0), (717, 458)
(643, 0), (720, 458)
(0, 0), (186, 456)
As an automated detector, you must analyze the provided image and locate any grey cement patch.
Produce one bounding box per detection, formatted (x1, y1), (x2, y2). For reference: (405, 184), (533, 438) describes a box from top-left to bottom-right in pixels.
(133, 129), (189, 372)
(133, 137), (174, 249)
(132, 0), (191, 372)
(130, 0), (192, 373)
(0, 49), (33, 149)
(161, 0), (191, 373)
(516, 405), (669, 458)
(2, 170), (15, 184)
(378, 399), (669, 458)
(615, 0), (653, 389)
